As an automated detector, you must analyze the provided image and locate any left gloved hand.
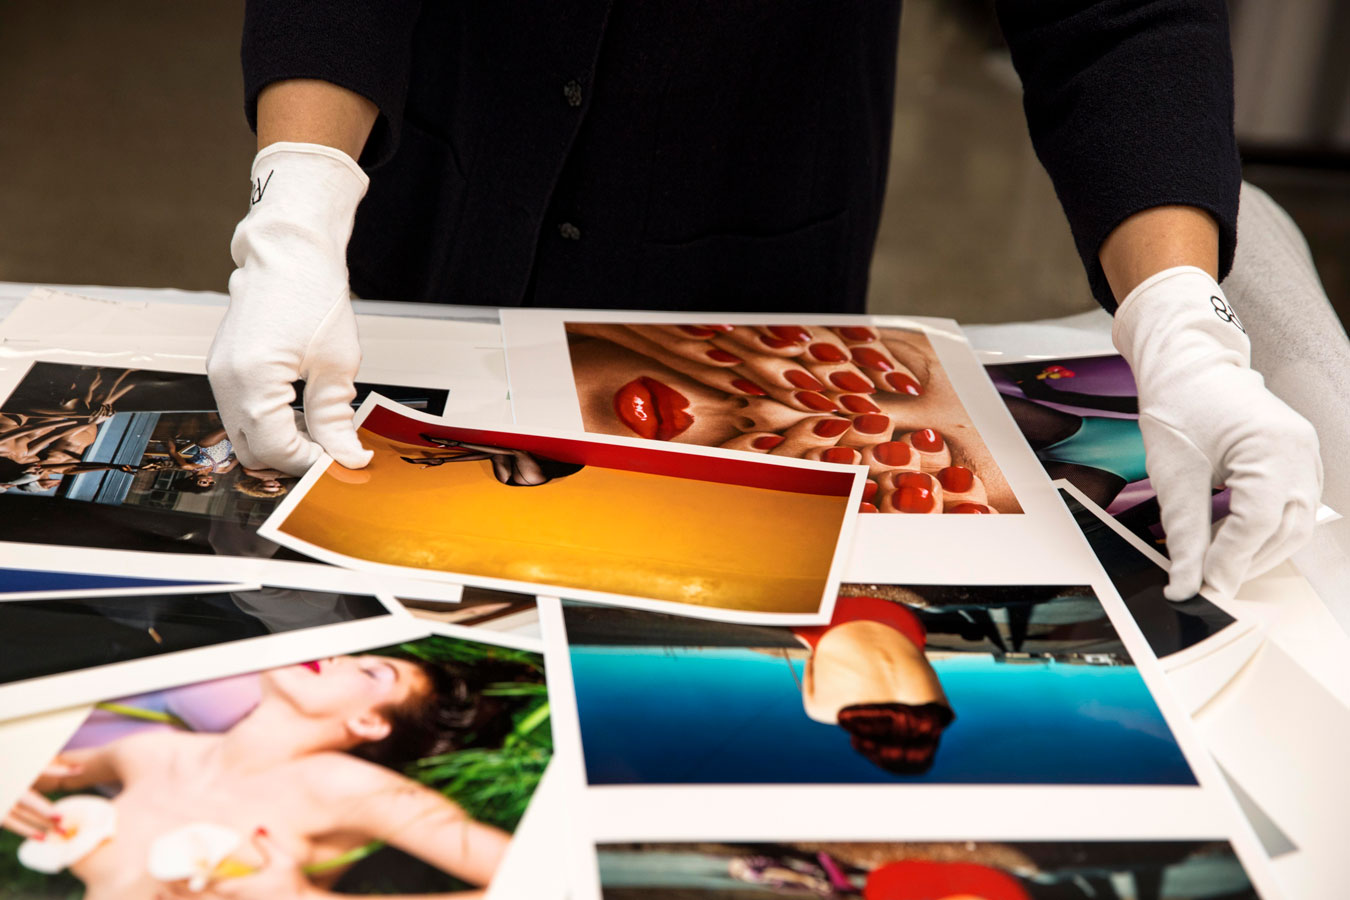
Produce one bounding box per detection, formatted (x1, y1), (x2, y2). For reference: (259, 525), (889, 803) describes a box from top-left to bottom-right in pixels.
(1113, 266), (1323, 602)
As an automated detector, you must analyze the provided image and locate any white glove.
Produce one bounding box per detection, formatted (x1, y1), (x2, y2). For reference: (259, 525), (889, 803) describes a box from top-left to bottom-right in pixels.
(206, 142), (374, 475)
(1113, 266), (1323, 602)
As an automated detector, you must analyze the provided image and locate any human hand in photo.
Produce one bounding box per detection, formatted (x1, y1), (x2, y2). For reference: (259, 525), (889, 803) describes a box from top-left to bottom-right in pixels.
(2, 753), (92, 839)
(207, 142), (374, 477)
(155, 828), (314, 900)
(2, 789), (63, 841)
(567, 322), (1018, 513)
(1113, 267), (1323, 602)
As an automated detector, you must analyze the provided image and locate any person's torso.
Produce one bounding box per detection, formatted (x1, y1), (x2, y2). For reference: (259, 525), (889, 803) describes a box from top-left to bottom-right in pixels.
(349, 0), (901, 313)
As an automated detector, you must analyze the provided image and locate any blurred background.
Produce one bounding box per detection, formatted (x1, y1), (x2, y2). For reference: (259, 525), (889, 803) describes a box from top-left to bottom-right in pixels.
(0, 0), (1345, 325)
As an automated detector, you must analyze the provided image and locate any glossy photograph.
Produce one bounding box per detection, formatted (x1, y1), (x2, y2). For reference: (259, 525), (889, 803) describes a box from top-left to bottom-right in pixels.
(563, 584), (1196, 786)
(565, 322), (1022, 516)
(986, 353), (1230, 547)
(1058, 484), (1239, 662)
(0, 584), (420, 721)
(263, 395), (862, 623)
(0, 361), (448, 560)
(596, 840), (1258, 899)
(0, 628), (551, 898)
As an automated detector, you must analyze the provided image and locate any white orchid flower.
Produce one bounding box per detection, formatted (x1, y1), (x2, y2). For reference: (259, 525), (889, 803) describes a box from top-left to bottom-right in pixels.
(147, 822), (252, 892)
(17, 795), (117, 874)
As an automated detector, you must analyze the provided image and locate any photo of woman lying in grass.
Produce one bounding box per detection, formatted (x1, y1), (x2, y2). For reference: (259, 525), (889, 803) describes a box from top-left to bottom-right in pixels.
(0, 630), (550, 899)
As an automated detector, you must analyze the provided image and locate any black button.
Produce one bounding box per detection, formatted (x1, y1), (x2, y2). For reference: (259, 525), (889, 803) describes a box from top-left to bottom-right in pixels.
(558, 222), (582, 240)
(563, 80), (583, 107)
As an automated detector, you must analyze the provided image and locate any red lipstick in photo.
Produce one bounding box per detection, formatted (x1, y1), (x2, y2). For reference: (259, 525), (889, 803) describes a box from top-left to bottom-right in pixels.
(613, 376), (694, 441)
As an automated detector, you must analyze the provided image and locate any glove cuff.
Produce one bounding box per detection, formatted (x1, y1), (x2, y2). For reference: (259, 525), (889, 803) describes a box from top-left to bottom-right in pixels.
(1111, 266), (1251, 376)
(232, 143), (369, 269)
(250, 141), (369, 194)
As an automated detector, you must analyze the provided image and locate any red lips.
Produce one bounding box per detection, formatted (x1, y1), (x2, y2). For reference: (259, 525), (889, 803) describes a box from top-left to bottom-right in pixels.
(302, 660), (321, 673)
(614, 376), (694, 441)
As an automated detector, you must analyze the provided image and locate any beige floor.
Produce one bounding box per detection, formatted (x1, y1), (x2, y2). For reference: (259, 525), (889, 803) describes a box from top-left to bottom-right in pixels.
(0, 1), (1343, 326)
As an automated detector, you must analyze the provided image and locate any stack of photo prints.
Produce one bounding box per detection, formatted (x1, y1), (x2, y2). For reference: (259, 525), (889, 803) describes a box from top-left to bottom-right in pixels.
(0, 291), (1284, 898)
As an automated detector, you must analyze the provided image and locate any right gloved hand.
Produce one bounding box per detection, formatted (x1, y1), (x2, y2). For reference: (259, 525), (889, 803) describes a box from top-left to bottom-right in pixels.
(206, 142), (374, 476)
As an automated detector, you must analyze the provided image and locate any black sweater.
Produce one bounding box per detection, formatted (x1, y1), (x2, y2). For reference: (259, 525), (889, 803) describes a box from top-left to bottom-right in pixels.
(241, 0), (1239, 314)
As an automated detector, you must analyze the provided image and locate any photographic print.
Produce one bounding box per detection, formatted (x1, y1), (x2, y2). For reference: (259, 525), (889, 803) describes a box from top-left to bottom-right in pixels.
(562, 322), (1020, 516)
(0, 626), (551, 898)
(503, 310), (1097, 587)
(262, 395), (863, 624)
(0, 585), (422, 721)
(560, 583), (1196, 786)
(1056, 483), (1241, 664)
(986, 353), (1233, 549)
(0, 360), (448, 562)
(595, 840), (1260, 899)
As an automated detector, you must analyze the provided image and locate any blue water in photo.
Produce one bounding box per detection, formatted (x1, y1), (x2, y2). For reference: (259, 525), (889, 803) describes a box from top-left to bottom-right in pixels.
(571, 646), (1195, 786)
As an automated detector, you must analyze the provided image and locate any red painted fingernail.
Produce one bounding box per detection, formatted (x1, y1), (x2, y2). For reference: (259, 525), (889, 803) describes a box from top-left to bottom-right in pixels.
(937, 465), (973, 492)
(884, 372), (922, 395)
(255, 826), (269, 837)
(679, 325), (718, 338)
(752, 435), (784, 450)
(785, 370), (826, 391)
(862, 480), (879, 502)
(701, 324), (736, 332)
(850, 347), (895, 372)
(707, 348), (743, 364)
(839, 395), (881, 414)
(822, 447), (858, 464)
(49, 814), (62, 824)
(768, 325), (811, 343)
(837, 327), (876, 342)
(853, 413), (892, 435)
(829, 371), (875, 394)
(897, 486), (936, 514)
(731, 378), (767, 396)
(950, 502), (992, 514)
(911, 428), (944, 452)
(873, 441), (913, 466)
(859, 501), (879, 514)
(894, 472), (937, 514)
(813, 417), (850, 437)
(796, 391), (838, 412)
(761, 336), (797, 349)
(808, 342), (848, 363)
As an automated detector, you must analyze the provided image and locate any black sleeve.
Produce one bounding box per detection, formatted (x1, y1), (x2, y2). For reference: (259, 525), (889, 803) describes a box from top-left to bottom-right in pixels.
(241, 1), (424, 168)
(996, 0), (1241, 311)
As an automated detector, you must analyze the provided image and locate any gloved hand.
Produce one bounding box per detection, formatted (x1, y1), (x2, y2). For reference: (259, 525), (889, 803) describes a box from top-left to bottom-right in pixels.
(206, 142), (374, 476)
(1113, 265), (1323, 602)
